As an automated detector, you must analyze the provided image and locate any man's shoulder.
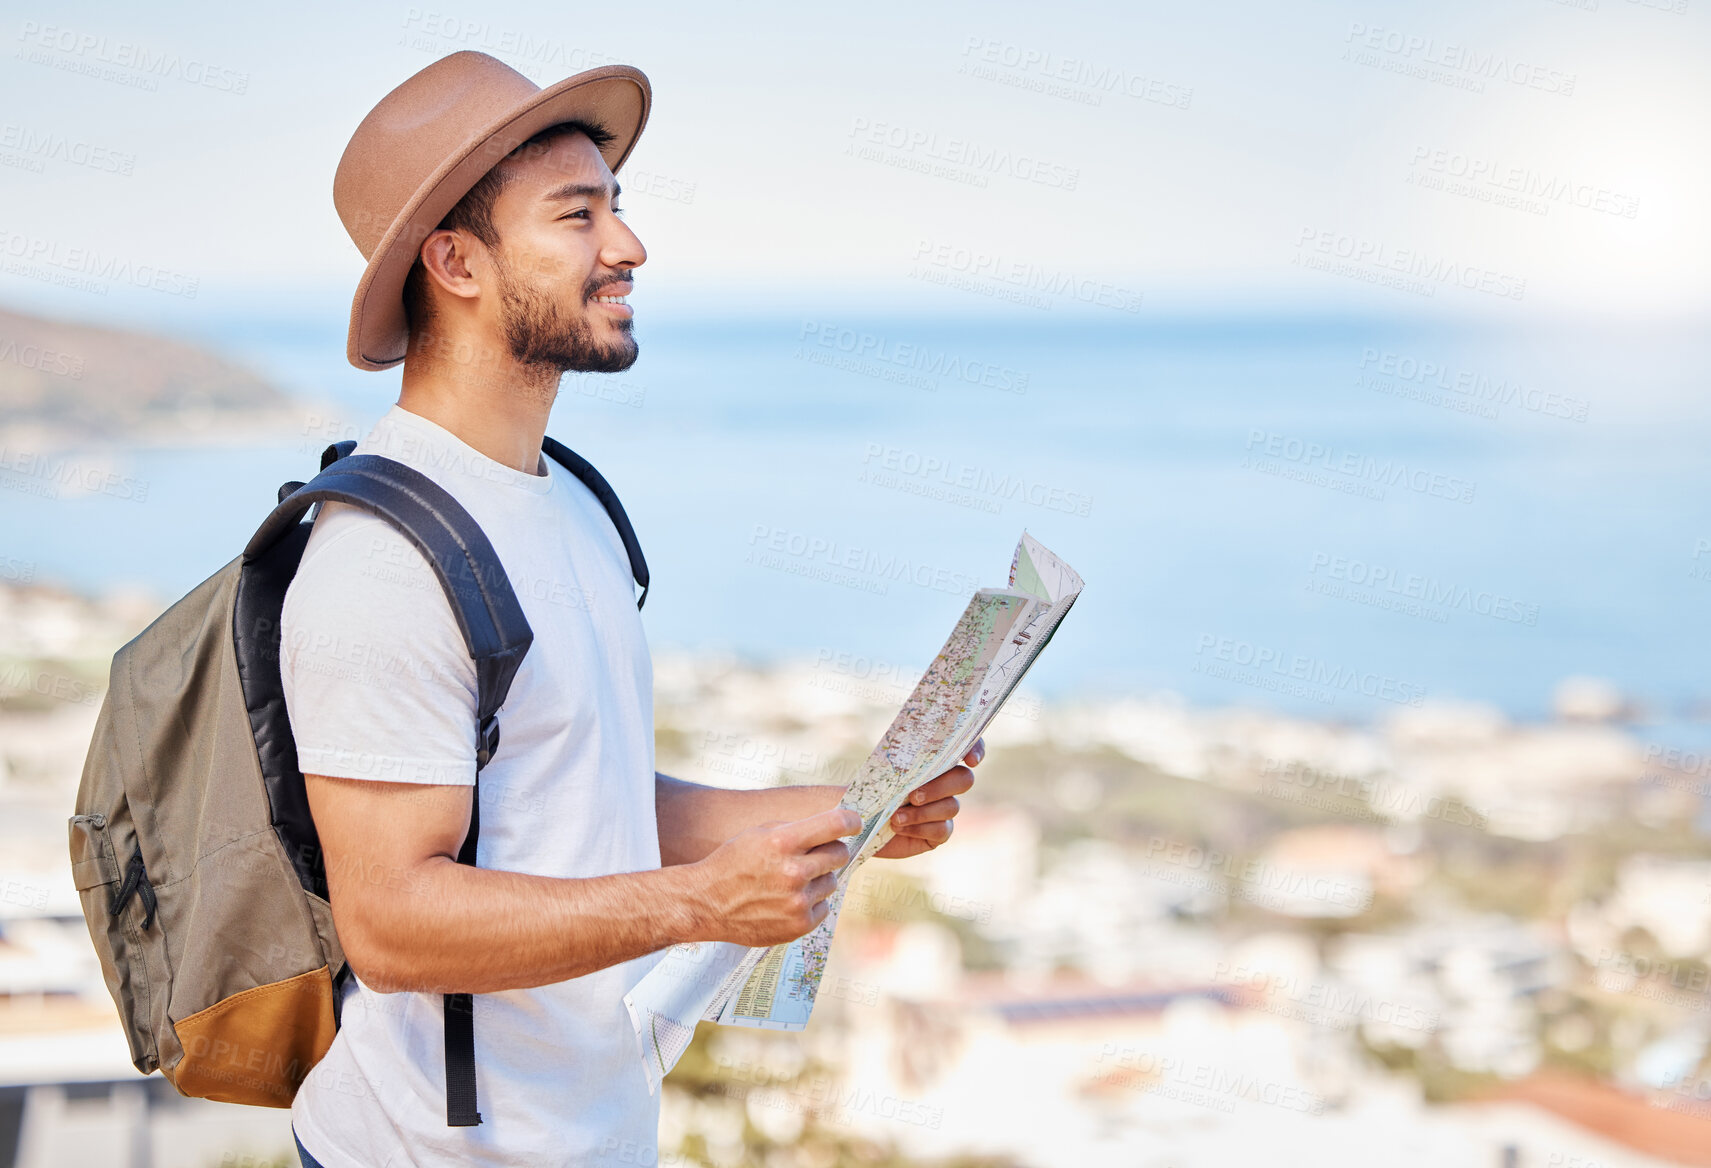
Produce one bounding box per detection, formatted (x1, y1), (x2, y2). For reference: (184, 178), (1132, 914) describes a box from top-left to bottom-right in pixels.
(288, 501), (423, 589)
(278, 500), (477, 708)
(281, 501), (459, 638)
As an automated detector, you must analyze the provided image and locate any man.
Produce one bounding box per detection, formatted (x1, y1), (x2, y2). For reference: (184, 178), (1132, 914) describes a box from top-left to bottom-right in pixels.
(279, 51), (983, 1168)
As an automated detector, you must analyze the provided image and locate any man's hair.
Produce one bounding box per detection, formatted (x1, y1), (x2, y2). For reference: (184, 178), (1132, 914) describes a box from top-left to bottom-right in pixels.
(401, 119), (618, 336)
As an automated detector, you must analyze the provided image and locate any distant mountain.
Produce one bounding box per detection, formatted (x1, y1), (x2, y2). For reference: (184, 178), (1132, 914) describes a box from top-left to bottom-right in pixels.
(0, 303), (305, 444)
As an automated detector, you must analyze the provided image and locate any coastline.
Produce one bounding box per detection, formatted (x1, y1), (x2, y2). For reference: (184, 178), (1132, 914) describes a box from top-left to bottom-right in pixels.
(0, 398), (347, 454)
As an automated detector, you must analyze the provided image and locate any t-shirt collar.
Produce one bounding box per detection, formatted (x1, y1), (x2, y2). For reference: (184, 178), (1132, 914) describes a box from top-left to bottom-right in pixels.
(370, 404), (555, 496)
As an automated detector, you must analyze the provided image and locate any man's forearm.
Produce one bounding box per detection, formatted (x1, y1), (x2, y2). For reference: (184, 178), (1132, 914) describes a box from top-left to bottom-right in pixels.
(655, 772), (845, 866)
(348, 856), (707, 995)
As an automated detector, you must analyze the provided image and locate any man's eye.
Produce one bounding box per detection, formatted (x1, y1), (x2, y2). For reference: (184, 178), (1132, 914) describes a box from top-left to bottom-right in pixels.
(560, 209), (591, 220)
(613, 206), (626, 218)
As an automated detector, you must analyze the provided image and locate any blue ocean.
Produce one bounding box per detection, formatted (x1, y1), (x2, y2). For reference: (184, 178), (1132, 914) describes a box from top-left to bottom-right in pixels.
(5, 307), (1705, 736)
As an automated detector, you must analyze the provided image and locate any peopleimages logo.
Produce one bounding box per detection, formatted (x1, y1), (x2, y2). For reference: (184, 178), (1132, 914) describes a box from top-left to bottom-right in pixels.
(0, 228), (199, 299)
(1294, 227), (1526, 302)
(860, 443), (1092, 517)
(1211, 962), (1441, 1033)
(1259, 758), (1487, 829)
(911, 239), (1143, 313)
(957, 37), (1195, 110)
(745, 524), (982, 598)
(1095, 1044), (1327, 1115)
(16, 21), (250, 94)
(799, 321), (1029, 393)
(1357, 348), (1589, 422)
(0, 123), (136, 176)
(0, 335), (83, 379)
(1244, 429), (1477, 504)
(0, 447), (149, 502)
(1341, 23), (1577, 96)
(398, 9), (628, 76)
(1194, 633), (1428, 708)
(1307, 552), (1540, 626)
(847, 116), (1081, 190)
(1408, 146), (1638, 220)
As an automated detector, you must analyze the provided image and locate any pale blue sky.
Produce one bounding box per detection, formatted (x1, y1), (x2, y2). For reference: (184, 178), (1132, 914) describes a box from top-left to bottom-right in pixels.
(0, 0), (1704, 333)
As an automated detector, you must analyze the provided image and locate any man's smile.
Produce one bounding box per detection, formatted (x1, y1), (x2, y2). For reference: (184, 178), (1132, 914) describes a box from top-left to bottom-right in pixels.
(591, 281), (633, 317)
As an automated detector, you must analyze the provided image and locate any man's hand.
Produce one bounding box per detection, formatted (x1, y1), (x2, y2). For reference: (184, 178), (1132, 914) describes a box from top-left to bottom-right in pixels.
(684, 806), (860, 947)
(874, 737), (985, 860)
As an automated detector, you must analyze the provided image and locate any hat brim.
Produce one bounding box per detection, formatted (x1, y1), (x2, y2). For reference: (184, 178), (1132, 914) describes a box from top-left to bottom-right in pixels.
(345, 64), (650, 372)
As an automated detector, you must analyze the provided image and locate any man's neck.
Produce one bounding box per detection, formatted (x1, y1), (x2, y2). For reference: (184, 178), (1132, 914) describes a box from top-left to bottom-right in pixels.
(397, 349), (558, 475)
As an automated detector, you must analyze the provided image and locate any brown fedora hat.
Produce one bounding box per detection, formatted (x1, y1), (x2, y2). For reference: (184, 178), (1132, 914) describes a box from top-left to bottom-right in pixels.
(333, 51), (651, 371)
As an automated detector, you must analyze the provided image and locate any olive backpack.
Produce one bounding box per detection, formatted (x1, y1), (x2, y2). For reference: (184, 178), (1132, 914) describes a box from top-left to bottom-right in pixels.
(69, 435), (648, 1126)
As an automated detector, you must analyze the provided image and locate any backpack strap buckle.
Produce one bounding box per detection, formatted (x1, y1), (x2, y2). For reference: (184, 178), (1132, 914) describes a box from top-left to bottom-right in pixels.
(475, 715), (500, 772)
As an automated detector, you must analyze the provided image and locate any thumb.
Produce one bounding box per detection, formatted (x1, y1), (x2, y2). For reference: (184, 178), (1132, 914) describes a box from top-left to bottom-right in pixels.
(776, 805), (862, 852)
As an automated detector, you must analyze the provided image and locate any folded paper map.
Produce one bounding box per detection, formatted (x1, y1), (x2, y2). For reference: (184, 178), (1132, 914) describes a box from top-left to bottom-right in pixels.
(624, 533), (1083, 1092)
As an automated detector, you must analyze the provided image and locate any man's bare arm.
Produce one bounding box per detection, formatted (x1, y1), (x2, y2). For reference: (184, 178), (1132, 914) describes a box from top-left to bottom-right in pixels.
(655, 774), (843, 866)
(307, 773), (858, 996)
(655, 737), (986, 867)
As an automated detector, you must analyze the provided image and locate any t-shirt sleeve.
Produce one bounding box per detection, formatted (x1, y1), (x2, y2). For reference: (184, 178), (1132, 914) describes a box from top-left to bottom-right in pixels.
(279, 501), (479, 786)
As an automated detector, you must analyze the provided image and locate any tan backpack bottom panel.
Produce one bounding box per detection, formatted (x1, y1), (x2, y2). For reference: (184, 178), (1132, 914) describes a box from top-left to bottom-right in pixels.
(164, 963), (337, 1107)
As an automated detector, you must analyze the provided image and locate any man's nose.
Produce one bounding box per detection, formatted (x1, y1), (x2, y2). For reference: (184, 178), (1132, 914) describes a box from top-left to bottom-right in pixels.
(603, 218), (646, 270)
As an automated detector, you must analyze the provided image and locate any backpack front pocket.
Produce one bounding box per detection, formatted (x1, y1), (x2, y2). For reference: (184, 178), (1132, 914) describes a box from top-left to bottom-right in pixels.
(69, 810), (164, 1074)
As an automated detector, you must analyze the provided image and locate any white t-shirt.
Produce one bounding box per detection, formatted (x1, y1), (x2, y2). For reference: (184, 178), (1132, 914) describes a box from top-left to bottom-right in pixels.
(280, 403), (664, 1167)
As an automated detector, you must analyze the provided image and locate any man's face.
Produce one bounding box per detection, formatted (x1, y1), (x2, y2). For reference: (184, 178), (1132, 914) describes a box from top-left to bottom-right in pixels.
(481, 131), (646, 375)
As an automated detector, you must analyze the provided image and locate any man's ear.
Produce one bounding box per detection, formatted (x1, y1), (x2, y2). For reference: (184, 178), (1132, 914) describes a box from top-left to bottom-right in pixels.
(419, 229), (485, 305)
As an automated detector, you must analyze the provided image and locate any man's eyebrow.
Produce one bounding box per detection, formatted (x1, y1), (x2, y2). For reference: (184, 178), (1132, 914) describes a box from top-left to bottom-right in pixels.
(541, 180), (621, 203)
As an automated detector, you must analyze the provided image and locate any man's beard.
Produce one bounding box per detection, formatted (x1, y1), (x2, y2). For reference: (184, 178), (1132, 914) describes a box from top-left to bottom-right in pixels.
(493, 251), (638, 375)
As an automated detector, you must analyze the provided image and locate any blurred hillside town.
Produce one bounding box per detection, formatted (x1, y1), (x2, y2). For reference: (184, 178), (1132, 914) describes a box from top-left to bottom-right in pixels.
(3, 577), (1711, 1167)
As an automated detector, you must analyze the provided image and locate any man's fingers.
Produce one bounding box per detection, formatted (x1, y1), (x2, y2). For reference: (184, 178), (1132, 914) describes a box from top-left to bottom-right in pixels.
(803, 871), (837, 905)
(963, 737), (986, 767)
(775, 805), (862, 852)
(802, 837), (853, 875)
(893, 795), (959, 830)
(894, 818), (953, 847)
(906, 764), (975, 807)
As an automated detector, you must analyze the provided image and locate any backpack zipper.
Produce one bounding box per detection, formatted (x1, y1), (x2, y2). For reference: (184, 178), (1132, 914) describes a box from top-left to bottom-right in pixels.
(109, 848), (157, 931)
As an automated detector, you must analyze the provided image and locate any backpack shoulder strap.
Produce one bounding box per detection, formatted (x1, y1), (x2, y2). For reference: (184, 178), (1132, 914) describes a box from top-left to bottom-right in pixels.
(321, 439), (357, 470)
(247, 452), (533, 747)
(248, 446), (528, 1128)
(542, 435), (650, 610)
